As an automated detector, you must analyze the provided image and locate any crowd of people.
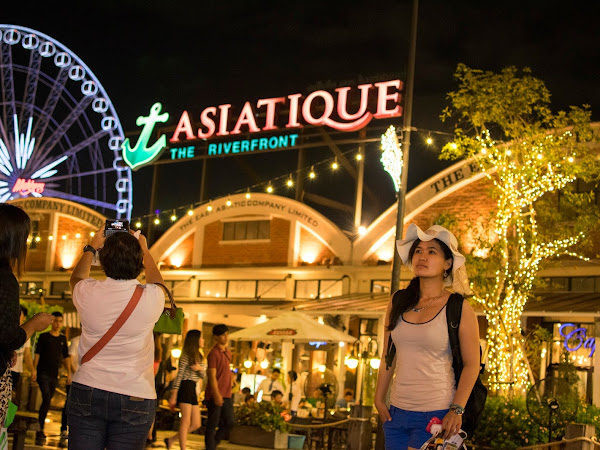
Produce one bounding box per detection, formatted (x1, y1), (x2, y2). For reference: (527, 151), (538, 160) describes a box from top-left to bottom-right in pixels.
(1, 203), (479, 450)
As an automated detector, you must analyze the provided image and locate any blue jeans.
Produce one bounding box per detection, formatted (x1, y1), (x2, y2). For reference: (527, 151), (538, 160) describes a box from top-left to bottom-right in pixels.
(205, 397), (235, 450)
(67, 382), (155, 450)
(382, 405), (449, 449)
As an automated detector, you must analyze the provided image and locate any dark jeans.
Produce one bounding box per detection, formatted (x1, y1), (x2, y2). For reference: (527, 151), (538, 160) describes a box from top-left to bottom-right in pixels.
(37, 374), (58, 431)
(205, 397), (235, 450)
(67, 382), (155, 450)
(61, 384), (71, 432)
(10, 371), (21, 389)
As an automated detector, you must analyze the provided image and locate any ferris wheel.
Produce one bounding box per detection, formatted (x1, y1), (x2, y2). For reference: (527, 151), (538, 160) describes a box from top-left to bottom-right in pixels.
(0, 25), (132, 218)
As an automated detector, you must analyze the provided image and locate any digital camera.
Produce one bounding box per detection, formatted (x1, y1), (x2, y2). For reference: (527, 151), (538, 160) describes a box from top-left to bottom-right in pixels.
(104, 219), (130, 237)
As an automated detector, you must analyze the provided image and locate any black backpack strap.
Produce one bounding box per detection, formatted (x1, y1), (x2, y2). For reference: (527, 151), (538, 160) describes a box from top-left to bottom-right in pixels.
(446, 293), (464, 385)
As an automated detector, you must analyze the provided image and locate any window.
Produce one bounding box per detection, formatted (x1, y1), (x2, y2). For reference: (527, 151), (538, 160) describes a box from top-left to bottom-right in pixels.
(50, 281), (70, 296)
(222, 220), (270, 241)
(371, 280), (391, 293)
(228, 281), (256, 298)
(29, 220), (39, 250)
(257, 280), (287, 299)
(198, 280), (227, 298)
(19, 281), (43, 296)
(571, 277), (595, 292)
(164, 280), (192, 297)
(294, 280), (343, 299)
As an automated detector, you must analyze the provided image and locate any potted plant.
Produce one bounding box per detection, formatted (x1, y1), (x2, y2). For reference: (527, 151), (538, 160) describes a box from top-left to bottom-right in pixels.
(229, 402), (291, 449)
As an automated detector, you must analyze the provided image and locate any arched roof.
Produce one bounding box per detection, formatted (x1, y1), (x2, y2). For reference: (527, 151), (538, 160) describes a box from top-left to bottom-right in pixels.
(150, 192), (351, 264)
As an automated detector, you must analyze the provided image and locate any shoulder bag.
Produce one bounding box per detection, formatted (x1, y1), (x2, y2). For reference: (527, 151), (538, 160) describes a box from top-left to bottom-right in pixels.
(153, 282), (184, 335)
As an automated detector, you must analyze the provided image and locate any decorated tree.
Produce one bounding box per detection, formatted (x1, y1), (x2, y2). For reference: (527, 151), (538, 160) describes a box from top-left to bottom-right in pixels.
(440, 65), (599, 393)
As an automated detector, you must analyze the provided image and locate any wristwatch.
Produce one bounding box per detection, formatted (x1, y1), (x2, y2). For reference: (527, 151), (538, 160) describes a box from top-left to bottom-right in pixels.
(83, 245), (97, 255)
(449, 403), (465, 415)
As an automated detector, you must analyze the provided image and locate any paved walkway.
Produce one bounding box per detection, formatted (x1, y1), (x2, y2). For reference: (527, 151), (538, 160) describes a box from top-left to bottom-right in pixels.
(8, 410), (270, 450)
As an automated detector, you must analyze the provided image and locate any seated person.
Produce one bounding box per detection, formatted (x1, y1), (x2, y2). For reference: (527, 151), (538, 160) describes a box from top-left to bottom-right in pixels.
(244, 394), (256, 407)
(271, 390), (283, 406)
(336, 390), (355, 408)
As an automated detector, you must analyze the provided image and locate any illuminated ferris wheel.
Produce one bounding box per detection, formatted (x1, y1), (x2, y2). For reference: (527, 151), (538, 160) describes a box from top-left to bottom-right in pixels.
(0, 25), (132, 218)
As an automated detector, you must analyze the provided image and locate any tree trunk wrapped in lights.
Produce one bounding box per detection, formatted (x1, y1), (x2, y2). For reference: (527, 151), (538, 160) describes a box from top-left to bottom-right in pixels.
(440, 65), (600, 394)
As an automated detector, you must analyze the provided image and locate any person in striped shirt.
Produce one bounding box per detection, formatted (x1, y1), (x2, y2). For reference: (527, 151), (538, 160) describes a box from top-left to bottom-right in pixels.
(165, 330), (206, 450)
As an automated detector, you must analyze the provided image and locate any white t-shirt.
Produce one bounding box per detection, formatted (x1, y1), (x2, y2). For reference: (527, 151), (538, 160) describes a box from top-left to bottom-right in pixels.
(72, 278), (164, 399)
(12, 339), (30, 373)
(286, 381), (302, 411)
(256, 377), (284, 401)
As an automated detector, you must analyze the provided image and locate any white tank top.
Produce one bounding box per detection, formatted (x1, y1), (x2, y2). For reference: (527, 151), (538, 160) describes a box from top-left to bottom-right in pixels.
(389, 305), (456, 412)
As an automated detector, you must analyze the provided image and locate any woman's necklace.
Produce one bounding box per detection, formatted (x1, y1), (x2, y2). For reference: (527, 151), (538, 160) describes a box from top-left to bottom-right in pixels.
(411, 288), (446, 312)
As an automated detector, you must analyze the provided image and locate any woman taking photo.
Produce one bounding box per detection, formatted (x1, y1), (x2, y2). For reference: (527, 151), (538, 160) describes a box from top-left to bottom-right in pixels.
(68, 230), (165, 449)
(0, 204), (54, 426)
(374, 224), (480, 450)
(165, 329), (205, 450)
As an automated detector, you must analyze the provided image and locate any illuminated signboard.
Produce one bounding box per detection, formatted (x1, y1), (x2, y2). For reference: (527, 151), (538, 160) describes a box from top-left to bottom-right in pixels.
(123, 80), (403, 170)
(12, 178), (45, 196)
(559, 323), (595, 357)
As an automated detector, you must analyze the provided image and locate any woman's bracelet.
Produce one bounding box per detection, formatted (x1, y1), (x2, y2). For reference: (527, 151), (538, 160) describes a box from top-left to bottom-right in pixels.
(449, 403), (465, 415)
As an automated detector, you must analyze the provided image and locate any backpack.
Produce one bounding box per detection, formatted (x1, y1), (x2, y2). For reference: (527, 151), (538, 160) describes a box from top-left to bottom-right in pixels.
(384, 291), (487, 436)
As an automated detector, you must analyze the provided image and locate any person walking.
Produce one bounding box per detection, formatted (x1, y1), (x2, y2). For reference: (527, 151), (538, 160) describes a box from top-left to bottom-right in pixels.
(67, 230), (165, 450)
(165, 329), (206, 450)
(0, 204), (53, 430)
(256, 368), (284, 402)
(374, 224), (480, 450)
(204, 324), (234, 450)
(32, 311), (71, 445)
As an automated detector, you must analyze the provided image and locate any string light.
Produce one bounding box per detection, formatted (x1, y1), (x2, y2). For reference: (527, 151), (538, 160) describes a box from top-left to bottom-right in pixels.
(135, 221), (142, 228)
(90, 232), (95, 237)
(266, 183), (273, 194)
(34, 236), (41, 242)
(426, 133), (433, 145)
(226, 198), (232, 207)
(332, 158), (338, 170)
(309, 166), (315, 179)
(48, 235), (53, 241)
(453, 128), (589, 393)
(245, 189), (251, 199)
(154, 217), (160, 225)
(356, 153), (362, 161)
(286, 176), (294, 187)
(170, 212), (177, 222)
(61, 235), (67, 240)
(187, 209), (194, 216)
(207, 203), (213, 212)
(75, 233), (81, 238)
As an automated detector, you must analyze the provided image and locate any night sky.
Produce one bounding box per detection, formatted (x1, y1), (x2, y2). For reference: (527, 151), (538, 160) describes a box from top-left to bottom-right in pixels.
(4, 1), (600, 234)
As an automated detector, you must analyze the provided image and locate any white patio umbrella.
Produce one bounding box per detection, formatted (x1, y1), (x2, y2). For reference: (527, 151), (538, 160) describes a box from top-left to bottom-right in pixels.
(228, 311), (356, 343)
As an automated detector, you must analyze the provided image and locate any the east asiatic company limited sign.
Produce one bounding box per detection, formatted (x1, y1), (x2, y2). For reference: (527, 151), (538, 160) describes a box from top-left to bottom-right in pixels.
(123, 80), (403, 170)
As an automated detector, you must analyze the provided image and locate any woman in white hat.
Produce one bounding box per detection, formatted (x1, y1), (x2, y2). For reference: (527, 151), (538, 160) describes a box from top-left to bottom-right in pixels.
(374, 224), (481, 450)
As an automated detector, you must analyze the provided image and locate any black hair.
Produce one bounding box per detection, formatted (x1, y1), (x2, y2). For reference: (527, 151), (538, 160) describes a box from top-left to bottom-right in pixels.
(99, 232), (143, 280)
(271, 390), (283, 398)
(20, 304), (28, 317)
(213, 324), (229, 336)
(182, 329), (203, 364)
(245, 394), (255, 402)
(387, 238), (454, 331)
(0, 204), (31, 277)
(272, 368), (281, 375)
(242, 387), (251, 394)
(51, 311), (63, 318)
(288, 370), (298, 381)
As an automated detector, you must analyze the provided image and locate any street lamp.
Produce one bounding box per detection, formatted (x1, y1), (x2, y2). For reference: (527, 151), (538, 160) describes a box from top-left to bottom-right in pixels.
(345, 339), (380, 405)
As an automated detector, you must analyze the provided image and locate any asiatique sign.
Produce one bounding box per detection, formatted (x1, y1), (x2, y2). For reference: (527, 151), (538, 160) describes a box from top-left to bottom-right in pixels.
(122, 80), (403, 170)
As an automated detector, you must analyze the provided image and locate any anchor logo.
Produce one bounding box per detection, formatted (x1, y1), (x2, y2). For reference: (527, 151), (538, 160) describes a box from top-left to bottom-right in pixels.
(122, 103), (170, 170)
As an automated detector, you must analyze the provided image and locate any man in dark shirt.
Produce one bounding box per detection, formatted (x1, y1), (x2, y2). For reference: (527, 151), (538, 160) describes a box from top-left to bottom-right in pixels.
(204, 324), (234, 450)
(33, 311), (70, 445)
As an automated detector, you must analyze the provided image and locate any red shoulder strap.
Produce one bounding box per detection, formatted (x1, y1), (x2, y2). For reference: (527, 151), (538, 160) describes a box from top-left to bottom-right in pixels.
(81, 285), (145, 365)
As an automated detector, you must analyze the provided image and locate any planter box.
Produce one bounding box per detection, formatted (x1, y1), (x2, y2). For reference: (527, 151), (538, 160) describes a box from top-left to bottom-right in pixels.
(229, 425), (289, 449)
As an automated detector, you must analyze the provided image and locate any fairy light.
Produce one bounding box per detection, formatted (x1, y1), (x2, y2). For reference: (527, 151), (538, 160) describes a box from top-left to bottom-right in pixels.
(226, 198), (232, 207)
(380, 125), (403, 192)
(90, 232), (95, 237)
(332, 158), (339, 170)
(245, 189), (251, 199)
(75, 233), (81, 238)
(286, 177), (294, 187)
(35, 236), (41, 242)
(356, 153), (362, 161)
(48, 235), (53, 241)
(266, 183), (273, 193)
(187, 209), (194, 216)
(170, 213), (177, 222)
(154, 217), (160, 225)
(135, 221), (142, 228)
(452, 129), (591, 393)
(309, 166), (315, 179)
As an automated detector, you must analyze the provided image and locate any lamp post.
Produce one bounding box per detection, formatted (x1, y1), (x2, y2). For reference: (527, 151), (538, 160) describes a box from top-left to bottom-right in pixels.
(345, 339), (380, 406)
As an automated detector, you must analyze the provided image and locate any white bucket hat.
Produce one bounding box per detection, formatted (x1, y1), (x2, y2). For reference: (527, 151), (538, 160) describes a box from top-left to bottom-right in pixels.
(396, 224), (472, 295)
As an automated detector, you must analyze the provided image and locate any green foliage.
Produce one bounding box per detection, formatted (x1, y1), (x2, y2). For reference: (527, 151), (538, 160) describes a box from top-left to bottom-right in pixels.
(236, 402), (291, 433)
(19, 300), (63, 336)
(523, 325), (553, 383)
(472, 396), (548, 449)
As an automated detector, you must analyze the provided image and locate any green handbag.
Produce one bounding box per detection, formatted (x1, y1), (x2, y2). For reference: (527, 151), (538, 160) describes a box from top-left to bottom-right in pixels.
(154, 283), (184, 335)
